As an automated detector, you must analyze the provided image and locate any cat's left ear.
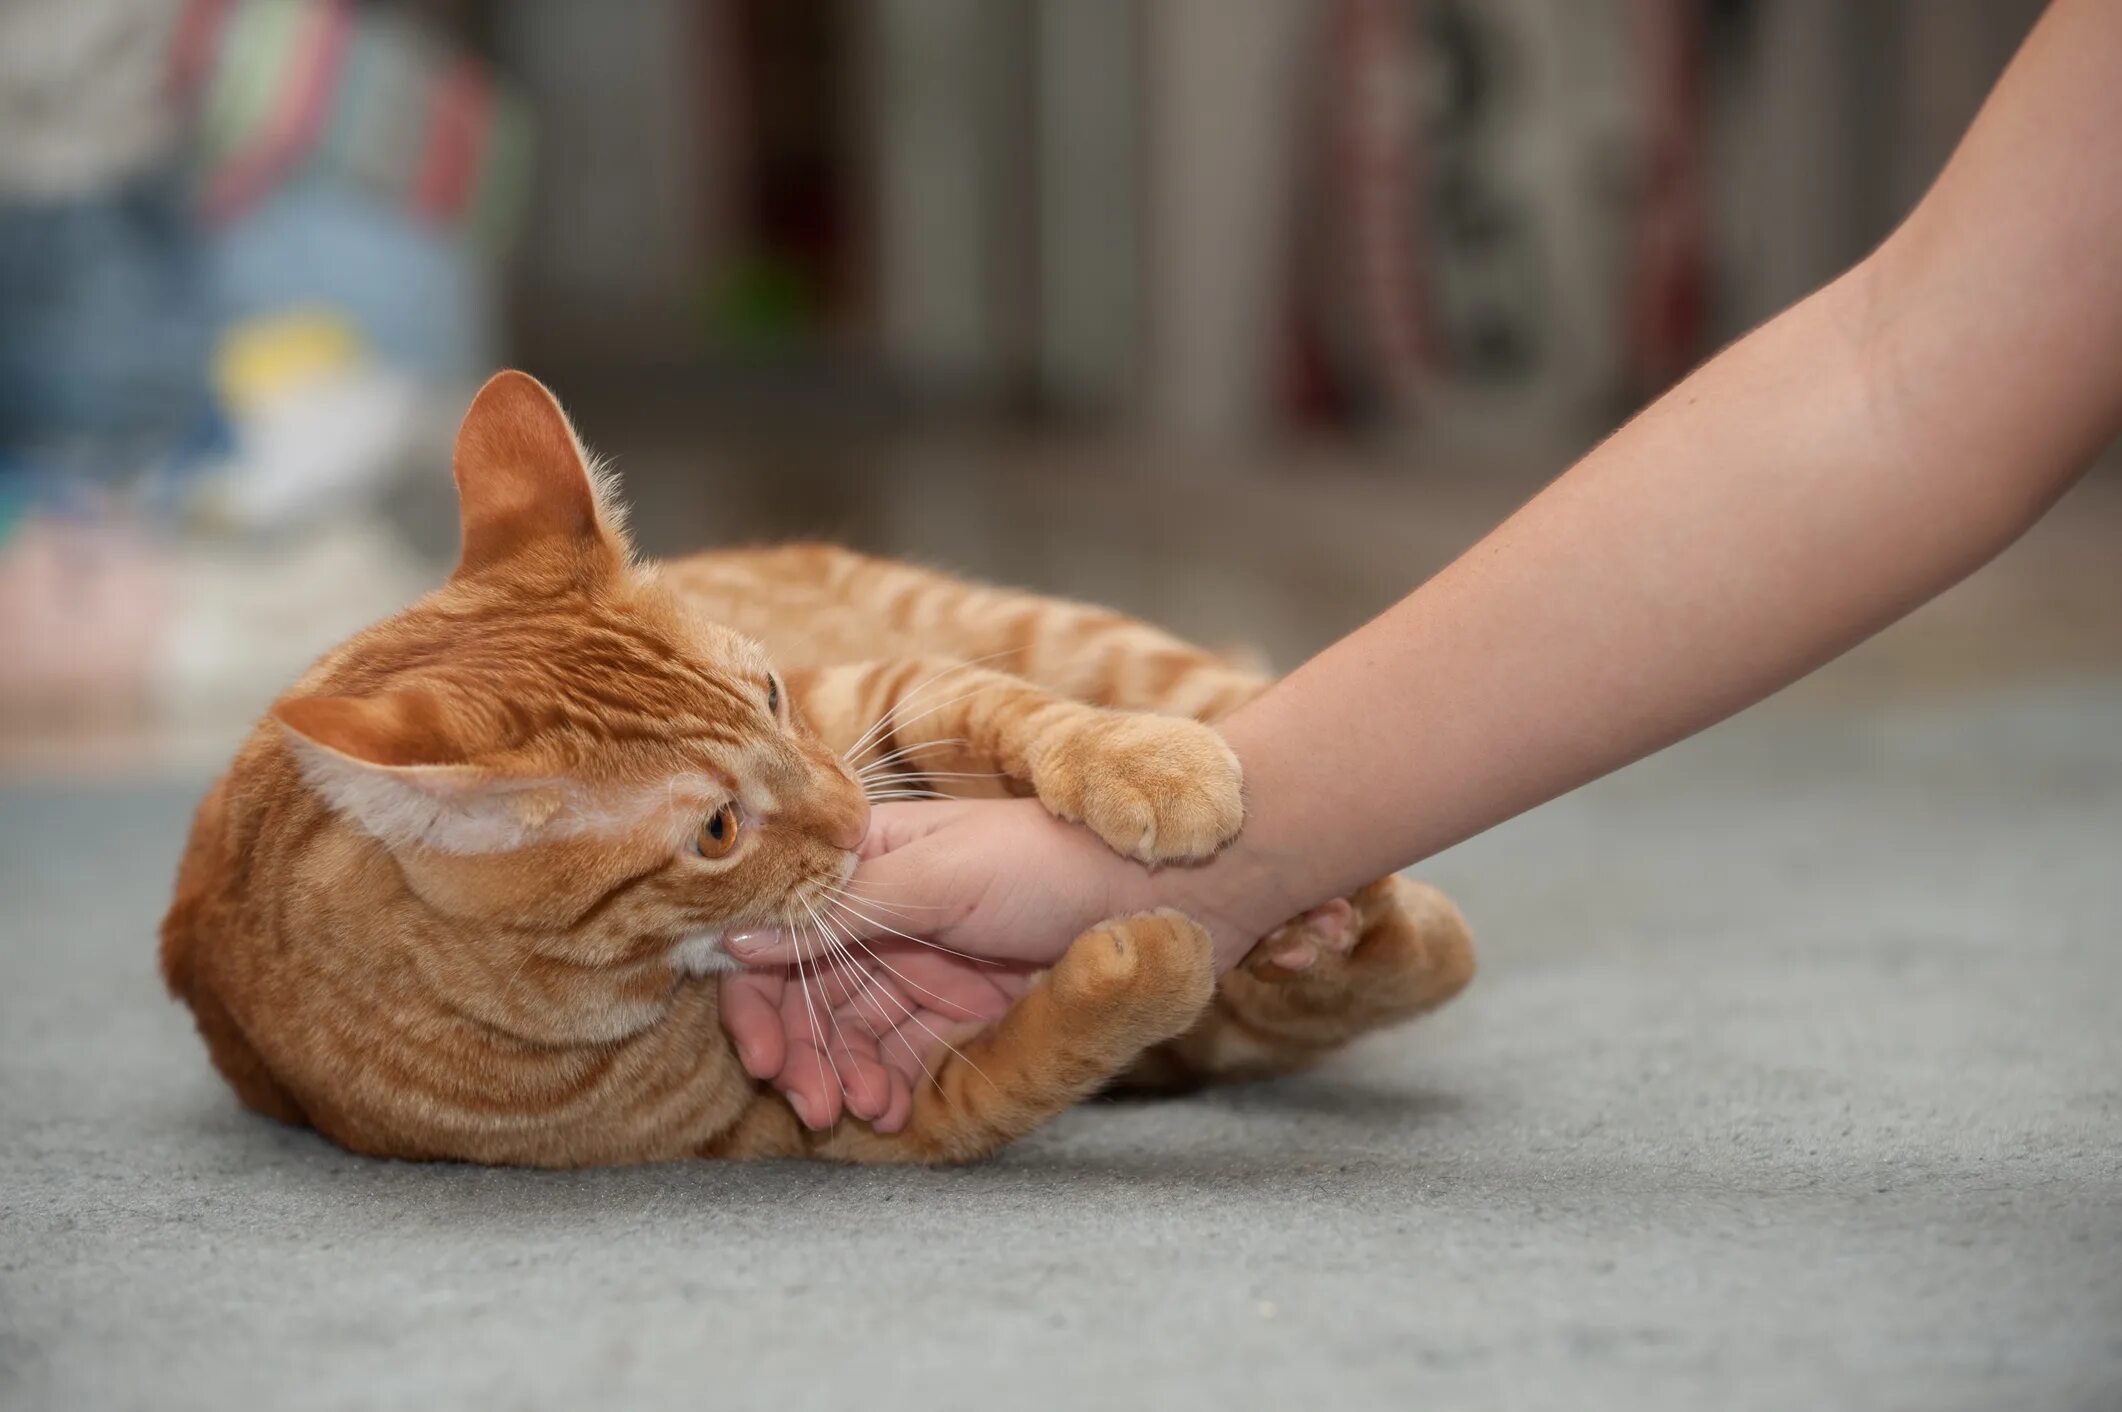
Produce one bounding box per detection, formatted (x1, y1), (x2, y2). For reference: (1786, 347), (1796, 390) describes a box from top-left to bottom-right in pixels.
(451, 370), (626, 581)
(272, 691), (562, 853)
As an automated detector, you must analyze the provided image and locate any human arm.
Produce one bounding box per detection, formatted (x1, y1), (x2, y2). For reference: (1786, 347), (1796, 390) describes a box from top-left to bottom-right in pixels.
(724, 0), (2122, 1123)
(1167, 0), (2122, 940)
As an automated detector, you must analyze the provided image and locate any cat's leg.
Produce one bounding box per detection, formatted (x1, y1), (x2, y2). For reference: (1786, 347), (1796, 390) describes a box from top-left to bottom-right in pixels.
(668, 543), (1271, 719)
(1117, 875), (1476, 1091)
(813, 910), (1215, 1162)
(791, 658), (1244, 864)
(701, 911), (1214, 1162)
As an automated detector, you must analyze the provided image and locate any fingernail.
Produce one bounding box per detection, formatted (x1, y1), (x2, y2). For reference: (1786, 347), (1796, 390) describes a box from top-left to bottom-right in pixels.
(724, 928), (778, 959)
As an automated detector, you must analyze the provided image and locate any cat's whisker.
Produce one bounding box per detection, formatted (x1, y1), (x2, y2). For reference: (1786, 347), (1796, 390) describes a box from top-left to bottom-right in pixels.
(810, 937), (861, 1082)
(855, 770), (968, 798)
(825, 891), (999, 967)
(845, 649), (1029, 769)
(825, 894), (939, 936)
(786, 917), (847, 1114)
(845, 694), (992, 784)
(846, 685), (998, 765)
(855, 764), (926, 785)
(853, 739), (969, 776)
(814, 907), (990, 1092)
(842, 648), (1026, 764)
(810, 948), (862, 1109)
(831, 876), (944, 893)
(810, 913), (950, 1099)
(800, 897), (892, 1078)
(831, 883), (946, 915)
(822, 915), (981, 1020)
(810, 916), (889, 1056)
(806, 907), (942, 1100)
(842, 653), (1015, 764)
(854, 747), (981, 783)
(859, 776), (1010, 804)
(841, 718), (896, 766)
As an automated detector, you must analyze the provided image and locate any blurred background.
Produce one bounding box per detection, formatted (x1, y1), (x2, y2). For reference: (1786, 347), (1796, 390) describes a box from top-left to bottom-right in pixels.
(2, 0), (2113, 775)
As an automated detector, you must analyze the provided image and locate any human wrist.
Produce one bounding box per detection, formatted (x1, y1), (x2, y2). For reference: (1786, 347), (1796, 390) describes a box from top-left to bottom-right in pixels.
(1142, 844), (1291, 972)
(1141, 740), (1321, 973)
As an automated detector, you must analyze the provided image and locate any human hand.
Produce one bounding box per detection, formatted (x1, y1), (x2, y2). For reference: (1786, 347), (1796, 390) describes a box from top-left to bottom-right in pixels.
(715, 933), (1038, 1135)
(717, 796), (1263, 1133)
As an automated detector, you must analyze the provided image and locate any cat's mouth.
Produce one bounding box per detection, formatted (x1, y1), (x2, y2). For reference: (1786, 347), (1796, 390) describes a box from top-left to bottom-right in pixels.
(761, 856), (864, 962)
(680, 857), (860, 975)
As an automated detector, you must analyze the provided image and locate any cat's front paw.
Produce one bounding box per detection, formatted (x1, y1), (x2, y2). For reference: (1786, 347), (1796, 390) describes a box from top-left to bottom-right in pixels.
(1026, 712), (1244, 863)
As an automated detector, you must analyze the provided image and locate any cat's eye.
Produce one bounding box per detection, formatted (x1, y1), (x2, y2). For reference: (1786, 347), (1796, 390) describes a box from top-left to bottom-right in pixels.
(765, 674), (781, 716)
(695, 802), (743, 859)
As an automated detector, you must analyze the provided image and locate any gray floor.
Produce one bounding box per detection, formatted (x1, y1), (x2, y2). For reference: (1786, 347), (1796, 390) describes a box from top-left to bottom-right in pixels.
(4, 674), (2118, 1412)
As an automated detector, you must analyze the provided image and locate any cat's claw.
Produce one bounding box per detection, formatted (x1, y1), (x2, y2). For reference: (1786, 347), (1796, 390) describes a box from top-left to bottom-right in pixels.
(1027, 712), (1245, 864)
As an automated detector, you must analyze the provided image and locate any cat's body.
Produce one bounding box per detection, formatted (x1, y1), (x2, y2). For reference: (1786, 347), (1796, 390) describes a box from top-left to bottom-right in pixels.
(160, 372), (1473, 1166)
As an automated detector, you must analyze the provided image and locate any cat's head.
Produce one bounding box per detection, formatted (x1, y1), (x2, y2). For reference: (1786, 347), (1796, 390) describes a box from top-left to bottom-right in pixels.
(268, 371), (868, 980)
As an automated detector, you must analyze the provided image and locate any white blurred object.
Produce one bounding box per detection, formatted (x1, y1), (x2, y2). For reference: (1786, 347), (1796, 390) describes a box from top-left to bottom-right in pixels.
(152, 514), (437, 724)
(192, 365), (425, 532)
(181, 309), (436, 534)
(0, 506), (433, 736)
(0, 0), (184, 200)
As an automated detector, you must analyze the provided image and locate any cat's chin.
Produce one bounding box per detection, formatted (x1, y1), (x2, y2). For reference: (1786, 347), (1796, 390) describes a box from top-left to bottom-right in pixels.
(670, 930), (738, 976)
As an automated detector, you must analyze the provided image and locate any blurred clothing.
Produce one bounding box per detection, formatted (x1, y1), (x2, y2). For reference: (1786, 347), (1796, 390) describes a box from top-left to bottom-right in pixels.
(0, 0), (185, 201)
(0, 0), (212, 467)
(0, 0), (519, 738)
(212, 176), (495, 386)
(0, 171), (219, 468)
(181, 0), (531, 256)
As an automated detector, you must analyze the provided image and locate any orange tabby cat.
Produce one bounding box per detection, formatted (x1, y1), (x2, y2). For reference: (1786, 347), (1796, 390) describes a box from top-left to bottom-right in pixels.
(159, 372), (1472, 1166)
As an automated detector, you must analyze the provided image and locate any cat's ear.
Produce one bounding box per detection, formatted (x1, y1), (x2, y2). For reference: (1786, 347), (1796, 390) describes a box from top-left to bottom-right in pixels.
(451, 370), (625, 579)
(272, 692), (559, 853)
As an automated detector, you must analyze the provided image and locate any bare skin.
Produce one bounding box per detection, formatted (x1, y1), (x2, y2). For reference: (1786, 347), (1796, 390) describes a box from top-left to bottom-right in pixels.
(725, 0), (2122, 1130)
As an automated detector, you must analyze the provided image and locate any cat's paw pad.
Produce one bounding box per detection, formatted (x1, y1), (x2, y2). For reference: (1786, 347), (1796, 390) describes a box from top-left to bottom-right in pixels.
(1235, 877), (1477, 1025)
(1028, 712), (1244, 863)
(1245, 897), (1357, 980)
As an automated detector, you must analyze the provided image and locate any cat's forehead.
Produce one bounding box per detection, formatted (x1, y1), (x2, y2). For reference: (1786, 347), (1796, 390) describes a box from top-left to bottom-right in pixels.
(676, 614), (770, 679)
(525, 580), (773, 699)
(619, 575), (763, 675)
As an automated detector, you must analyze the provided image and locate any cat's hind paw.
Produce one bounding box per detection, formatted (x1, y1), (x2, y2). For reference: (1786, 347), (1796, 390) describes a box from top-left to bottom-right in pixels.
(1229, 876), (1476, 1043)
(1246, 897), (1359, 979)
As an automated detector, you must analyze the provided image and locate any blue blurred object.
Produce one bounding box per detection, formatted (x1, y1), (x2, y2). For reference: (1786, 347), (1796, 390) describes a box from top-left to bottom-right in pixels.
(0, 169), (219, 481)
(210, 174), (495, 386)
(0, 167), (491, 529)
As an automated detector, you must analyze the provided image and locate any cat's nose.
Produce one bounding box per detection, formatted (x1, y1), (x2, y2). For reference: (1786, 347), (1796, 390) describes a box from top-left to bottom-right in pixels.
(824, 795), (870, 852)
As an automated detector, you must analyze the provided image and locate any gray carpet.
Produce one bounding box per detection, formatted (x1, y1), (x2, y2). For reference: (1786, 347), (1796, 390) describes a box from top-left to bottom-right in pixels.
(4, 679), (2119, 1412)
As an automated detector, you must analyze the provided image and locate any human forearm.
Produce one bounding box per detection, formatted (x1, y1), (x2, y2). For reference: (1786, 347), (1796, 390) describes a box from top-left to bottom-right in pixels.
(1162, 0), (2122, 949)
(1160, 276), (1919, 945)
